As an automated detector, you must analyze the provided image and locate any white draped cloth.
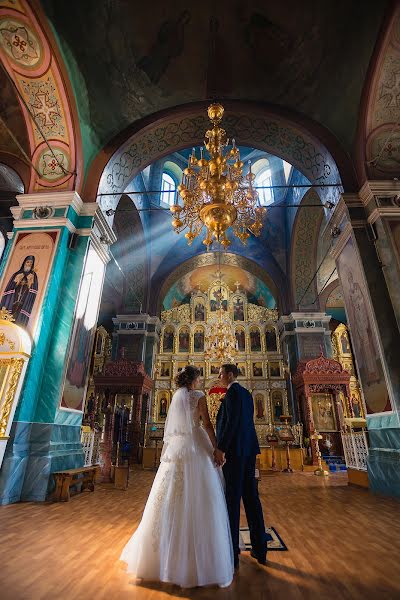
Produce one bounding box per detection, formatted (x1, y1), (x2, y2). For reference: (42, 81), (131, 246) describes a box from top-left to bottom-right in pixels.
(120, 387), (234, 588)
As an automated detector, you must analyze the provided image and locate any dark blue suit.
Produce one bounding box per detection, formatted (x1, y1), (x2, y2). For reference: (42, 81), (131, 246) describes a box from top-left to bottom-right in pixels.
(216, 381), (267, 565)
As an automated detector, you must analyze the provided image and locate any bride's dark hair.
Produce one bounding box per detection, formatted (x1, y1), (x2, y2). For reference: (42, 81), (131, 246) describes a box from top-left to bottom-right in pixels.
(174, 365), (200, 388)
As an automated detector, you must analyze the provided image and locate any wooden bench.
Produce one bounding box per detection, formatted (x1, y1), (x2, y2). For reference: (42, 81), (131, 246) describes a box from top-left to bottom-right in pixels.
(51, 466), (97, 502)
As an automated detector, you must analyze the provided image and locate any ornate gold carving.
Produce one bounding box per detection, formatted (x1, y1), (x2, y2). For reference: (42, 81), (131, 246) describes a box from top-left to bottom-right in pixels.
(0, 330), (16, 351)
(247, 303), (278, 323)
(161, 304), (191, 324)
(0, 358), (23, 437)
(0, 308), (15, 322)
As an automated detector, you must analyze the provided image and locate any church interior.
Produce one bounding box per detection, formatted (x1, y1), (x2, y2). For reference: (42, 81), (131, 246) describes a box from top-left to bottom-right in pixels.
(1, 1), (400, 598)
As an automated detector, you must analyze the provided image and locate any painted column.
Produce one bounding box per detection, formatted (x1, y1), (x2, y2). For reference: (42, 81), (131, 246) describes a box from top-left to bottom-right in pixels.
(0, 192), (115, 504)
(330, 189), (400, 497)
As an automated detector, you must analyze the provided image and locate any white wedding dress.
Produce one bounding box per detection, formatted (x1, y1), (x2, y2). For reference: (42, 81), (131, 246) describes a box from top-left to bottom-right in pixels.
(120, 388), (234, 588)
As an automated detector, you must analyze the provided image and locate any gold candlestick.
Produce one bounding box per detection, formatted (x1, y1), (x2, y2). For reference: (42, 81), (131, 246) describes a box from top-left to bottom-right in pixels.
(311, 431), (329, 476)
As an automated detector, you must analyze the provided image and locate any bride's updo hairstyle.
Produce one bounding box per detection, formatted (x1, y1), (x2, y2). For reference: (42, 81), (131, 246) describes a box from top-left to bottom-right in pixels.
(174, 365), (200, 389)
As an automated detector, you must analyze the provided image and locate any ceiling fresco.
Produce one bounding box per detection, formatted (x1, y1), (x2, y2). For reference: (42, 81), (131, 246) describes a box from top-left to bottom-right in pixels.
(162, 264), (276, 311)
(42, 0), (387, 174)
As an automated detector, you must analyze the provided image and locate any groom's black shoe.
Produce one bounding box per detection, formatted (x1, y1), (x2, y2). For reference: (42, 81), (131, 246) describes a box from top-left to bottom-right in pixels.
(250, 550), (267, 566)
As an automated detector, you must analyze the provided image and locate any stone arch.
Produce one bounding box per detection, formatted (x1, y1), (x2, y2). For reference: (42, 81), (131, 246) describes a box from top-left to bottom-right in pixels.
(85, 100), (356, 208)
(290, 189), (324, 309)
(0, 0), (83, 192)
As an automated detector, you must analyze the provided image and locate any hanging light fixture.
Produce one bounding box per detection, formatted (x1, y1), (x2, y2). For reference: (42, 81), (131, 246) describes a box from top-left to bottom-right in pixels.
(170, 103), (266, 250)
(204, 250), (238, 363)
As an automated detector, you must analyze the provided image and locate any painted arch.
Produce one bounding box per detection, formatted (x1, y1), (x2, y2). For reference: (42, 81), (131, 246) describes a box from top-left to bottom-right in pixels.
(86, 101), (355, 209)
(0, 0), (82, 192)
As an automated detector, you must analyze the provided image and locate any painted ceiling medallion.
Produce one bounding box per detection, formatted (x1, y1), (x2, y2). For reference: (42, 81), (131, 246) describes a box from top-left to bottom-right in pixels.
(0, 19), (41, 67)
(37, 147), (69, 181)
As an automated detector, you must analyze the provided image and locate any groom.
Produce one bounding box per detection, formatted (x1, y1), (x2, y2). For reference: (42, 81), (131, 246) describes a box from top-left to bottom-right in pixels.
(214, 364), (267, 569)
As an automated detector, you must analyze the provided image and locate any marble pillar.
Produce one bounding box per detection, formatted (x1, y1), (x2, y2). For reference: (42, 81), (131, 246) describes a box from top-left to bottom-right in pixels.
(0, 192), (115, 504)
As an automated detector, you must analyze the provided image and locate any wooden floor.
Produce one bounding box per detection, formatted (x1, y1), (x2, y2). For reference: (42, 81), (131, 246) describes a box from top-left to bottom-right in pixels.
(2, 468), (400, 600)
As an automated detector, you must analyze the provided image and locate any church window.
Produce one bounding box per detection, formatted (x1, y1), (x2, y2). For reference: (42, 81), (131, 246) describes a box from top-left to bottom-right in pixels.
(161, 172), (176, 206)
(255, 168), (274, 206)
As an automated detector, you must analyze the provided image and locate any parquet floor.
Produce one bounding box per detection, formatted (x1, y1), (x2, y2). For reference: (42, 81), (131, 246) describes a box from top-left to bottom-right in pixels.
(1, 468), (400, 600)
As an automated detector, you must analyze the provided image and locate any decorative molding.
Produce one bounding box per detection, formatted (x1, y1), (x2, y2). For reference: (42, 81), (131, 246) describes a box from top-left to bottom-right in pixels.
(330, 222), (353, 260)
(98, 109), (341, 210)
(10, 214), (76, 233)
(89, 206), (117, 264)
(15, 191), (83, 213)
(368, 206), (400, 225)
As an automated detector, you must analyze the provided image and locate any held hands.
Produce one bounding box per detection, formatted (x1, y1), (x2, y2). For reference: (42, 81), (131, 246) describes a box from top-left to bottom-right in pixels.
(213, 448), (226, 467)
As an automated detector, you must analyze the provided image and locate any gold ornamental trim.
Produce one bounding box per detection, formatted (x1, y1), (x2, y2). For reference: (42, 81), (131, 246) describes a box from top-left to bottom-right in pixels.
(0, 358), (24, 438)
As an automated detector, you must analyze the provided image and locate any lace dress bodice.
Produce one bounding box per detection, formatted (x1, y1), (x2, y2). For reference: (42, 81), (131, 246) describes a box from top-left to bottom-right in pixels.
(188, 389), (204, 428)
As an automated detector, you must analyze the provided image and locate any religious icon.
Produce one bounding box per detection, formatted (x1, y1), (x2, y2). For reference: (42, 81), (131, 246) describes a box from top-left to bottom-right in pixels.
(265, 327), (277, 352)
(233, 297), (245, 321)
(210, 364), (220, 375)
(272, 392), (283, 421)
(178, 328), (190, 352)
(176, 363), (186, 374)
(194, 330), (204, 352)
(236, 362), (246, 377)
(160, 362), (171, 377)
(250, 327), (261, 352)
(252, 362), (263, 377)
(0, 255), (38, 327)
(163, 327), (174, 352)
(62, 247), (105, 411)
(95, 331), (104, 355)
(194, 302), (205, 321)
(255, 394), (265, 419)
(159, 394), (168, 419)
(351, 394), (362, 418)
(344, 269), (379, 384)
(194, 363), (204, 377)
(210, 287), (228, 312)
(137, 10), (191, 84)
(235, 328), (246, 352)
(312, 394), (336, 431)
(269, 362), (280, 377)
(340, 332), (350, 354)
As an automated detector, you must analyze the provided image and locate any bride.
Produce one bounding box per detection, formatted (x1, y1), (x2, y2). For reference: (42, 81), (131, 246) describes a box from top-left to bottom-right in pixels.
(120, 365), (234, 588)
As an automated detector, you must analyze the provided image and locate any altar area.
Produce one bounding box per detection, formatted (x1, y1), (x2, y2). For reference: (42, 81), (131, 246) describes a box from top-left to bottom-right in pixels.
(145, 275), (297, 462)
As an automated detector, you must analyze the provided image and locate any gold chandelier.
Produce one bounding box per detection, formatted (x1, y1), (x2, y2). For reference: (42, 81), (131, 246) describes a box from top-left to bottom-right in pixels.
(205, 306), (238, 363)
(170, 103), (266, 250)
(204, 253), (238, 363)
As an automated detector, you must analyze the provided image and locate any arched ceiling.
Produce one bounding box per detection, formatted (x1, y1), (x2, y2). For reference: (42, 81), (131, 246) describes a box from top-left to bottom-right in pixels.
(42, 0), (388, 188)
(94, 103), (346, 209)
(362, 6), (400, 179)
(0, 0), (82, 192)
